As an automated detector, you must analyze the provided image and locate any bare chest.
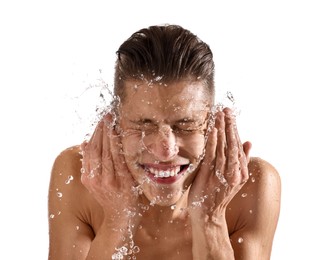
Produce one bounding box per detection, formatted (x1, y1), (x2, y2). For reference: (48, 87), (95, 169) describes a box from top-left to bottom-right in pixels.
(132, 222), (193, 260)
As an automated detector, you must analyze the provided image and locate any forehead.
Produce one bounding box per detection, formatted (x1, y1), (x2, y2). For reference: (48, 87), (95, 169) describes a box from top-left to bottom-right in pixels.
(120, 80), (211, 118)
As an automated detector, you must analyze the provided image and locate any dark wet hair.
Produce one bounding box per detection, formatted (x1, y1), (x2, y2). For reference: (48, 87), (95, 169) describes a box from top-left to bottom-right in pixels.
(113, 24), (215, 102)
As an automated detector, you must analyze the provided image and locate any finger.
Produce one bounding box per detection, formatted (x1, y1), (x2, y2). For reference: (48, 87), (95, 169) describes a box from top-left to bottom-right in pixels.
(108, 124), (134, 184)
(87, 121), (104, 178)
(224, 108), (241, 186)
(214, 110), (229, 187)
(226, 109), (251, 183)
(215, 110), (226, 174)
(80, 140), (88, 152)
(237, 141), (252, 184)
(199, 126), (218, 180)
(243, 141), (252, 163)
(101, 114), (115, 184)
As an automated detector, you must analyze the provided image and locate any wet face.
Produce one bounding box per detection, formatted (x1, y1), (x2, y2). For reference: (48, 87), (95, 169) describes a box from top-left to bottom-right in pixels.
(117, 80), (212, 206)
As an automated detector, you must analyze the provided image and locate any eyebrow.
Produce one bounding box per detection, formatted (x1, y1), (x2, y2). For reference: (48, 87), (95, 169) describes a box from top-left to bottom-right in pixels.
(130, 117), (202, 125)
(130, 118), (156, 124)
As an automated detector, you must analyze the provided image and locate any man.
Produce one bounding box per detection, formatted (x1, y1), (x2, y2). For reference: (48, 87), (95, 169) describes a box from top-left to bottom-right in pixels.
(48, 24), (281, 259)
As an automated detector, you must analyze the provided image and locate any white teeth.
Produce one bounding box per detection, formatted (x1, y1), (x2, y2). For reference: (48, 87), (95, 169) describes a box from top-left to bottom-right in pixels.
(147, 166), (181, 178)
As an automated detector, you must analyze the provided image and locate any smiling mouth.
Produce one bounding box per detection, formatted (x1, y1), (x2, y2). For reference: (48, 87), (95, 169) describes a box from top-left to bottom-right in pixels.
(148, 165), (186, 178)
(142, 164), (190, 181)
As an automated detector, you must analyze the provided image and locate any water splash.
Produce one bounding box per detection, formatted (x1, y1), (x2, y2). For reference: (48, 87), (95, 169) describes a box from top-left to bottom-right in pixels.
(215, 90), (241, 117)
(191, 195), (208, 208)
(215, 170), (228, 187)
(71, 77), (118, 142)
(111, 220), (140, 259)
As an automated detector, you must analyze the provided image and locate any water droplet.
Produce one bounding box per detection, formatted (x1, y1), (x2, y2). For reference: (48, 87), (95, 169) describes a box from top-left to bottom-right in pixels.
(171, 204), (176, 210)
(76, 225), (80, 230)
(251, 177), (256, 182)
(238, 237), (244, 243)
(192, 201), (202, 207)
(49, 214), (55, 219)
(57, 192), (63, 198)
(132, 246), (140, 254)
(241, 193), (248, 198)
(249, 209), (253, 214)
(214, 187), (221, 193)
(65, 175), (74, 184)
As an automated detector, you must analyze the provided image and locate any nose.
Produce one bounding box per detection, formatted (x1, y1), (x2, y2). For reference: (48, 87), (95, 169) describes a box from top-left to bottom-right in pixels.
(144, 125), (179, 161)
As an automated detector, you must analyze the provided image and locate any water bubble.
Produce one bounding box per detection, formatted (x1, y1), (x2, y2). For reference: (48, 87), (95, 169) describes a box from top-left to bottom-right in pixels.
(131, 185), (143, 196)
(112, 252), (124, 260)
(214, 187), (221, 193)
(191, 196), (206, 207)
(123, 209), (136, 218)
(186, 164), (195, 174)
(65, 175), (74, 184)
(132, 246), (140, 254)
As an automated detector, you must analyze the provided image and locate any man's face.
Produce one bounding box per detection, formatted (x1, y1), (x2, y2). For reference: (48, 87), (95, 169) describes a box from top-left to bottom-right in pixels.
(117, 80), (211, 206)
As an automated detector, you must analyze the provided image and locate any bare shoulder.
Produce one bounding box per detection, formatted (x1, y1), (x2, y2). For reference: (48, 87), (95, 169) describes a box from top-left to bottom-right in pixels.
(48, 145), (103, 259)
(51, 145), (82, 177)
(49, 145), (104, 226)
(227, 156), (281, 259)
(48, 145), (88, 216)
(248, 156), (281, 189)
(232, 156), (281, 221)
(49, 145), (84, 202)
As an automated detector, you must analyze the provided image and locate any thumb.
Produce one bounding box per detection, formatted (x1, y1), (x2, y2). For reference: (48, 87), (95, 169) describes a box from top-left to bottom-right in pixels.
(243, 141), (252, 163)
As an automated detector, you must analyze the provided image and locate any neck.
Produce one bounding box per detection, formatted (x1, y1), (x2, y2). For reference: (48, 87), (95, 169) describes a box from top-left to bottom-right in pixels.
(140, 189), (190, 225)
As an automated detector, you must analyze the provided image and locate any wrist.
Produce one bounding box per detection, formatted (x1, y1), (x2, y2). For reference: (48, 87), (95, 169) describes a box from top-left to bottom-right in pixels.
(191, 211), (234, 260)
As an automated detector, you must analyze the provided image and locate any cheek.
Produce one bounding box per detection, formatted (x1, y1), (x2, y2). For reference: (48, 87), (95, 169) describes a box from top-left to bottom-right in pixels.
(121, 134), (142, 159)
(178, 134), (206, 158)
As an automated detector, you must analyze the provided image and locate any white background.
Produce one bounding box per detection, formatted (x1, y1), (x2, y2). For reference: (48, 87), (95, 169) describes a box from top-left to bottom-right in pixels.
(1, 0), (325, 259)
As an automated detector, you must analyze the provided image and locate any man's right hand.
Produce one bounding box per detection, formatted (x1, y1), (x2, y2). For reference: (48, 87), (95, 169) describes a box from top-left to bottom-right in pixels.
(80, 114), (141, 226)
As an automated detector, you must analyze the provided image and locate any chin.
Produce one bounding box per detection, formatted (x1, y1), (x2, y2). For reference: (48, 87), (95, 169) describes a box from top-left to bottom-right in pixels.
(141, 187), (185, 207)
